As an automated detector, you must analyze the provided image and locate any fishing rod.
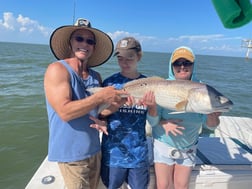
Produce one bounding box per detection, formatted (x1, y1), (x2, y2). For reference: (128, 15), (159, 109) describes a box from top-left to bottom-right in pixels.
(72, 0), (76, 24)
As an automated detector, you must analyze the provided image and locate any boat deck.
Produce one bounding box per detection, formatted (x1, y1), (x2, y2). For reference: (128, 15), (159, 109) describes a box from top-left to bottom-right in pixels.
(215, 116), (252, 147)
(25, 116), (252, 189)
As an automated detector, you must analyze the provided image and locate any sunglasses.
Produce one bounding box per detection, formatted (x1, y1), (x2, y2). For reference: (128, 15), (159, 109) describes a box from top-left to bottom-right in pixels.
(73, 36), (96, 45)
(173, 61), (193, 67)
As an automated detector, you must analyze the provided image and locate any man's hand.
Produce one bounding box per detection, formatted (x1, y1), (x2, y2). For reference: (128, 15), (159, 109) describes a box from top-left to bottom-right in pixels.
(98, 86), (128, 105)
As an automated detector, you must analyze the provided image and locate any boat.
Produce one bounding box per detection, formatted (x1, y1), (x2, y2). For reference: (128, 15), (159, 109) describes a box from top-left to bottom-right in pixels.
(25, 116), (252, 189)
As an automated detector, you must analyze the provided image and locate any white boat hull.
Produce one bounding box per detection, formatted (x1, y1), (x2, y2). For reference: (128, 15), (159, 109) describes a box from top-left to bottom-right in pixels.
(25, 116), (252, 189)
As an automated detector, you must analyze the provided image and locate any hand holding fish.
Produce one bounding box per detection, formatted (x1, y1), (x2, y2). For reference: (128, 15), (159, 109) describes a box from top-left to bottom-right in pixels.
(206, 112), (222, 127)
(95, 86), (128, 106)
(160, 119), (185, 136)
(125, 96), (150, 106)
(89, 116), (108, 135)
(140, 91), (156, 107)
(124, 95), (136, 106)
(140, 91), (157, 116)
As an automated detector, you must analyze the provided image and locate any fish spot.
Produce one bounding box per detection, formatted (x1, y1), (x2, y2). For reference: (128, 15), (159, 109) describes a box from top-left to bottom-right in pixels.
(140, 82), (148, 86)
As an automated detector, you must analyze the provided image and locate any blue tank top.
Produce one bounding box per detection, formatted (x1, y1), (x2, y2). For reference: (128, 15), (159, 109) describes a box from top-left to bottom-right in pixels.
(46, 60), (101, 162)
(101, 73), (149, 168)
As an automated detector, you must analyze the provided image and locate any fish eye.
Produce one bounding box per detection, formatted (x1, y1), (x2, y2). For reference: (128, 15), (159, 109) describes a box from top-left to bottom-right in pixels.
(219, 96), (229, 104)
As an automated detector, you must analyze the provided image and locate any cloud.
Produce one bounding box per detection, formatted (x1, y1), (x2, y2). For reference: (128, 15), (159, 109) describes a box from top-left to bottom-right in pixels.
(108, 30), (156, 42)
(167, 34), (242, 44)
(165, 34), (243, 55)
(108, 30), (139, 41)
(0, 12), (244, 56)
(107, 30), (244, 56)
(0, 12), (52, 44)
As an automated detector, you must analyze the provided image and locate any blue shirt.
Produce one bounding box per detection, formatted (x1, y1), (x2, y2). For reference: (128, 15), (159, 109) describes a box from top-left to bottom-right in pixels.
(101, 73), (149, 168)
(46, 60), (101, 162)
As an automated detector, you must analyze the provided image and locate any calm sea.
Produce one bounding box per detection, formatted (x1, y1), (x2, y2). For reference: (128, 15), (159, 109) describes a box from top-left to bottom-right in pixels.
(0, 42), (252, 189)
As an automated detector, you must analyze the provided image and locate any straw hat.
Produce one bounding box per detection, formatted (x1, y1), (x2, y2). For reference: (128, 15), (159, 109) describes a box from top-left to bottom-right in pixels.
(50, 18), (114, 67)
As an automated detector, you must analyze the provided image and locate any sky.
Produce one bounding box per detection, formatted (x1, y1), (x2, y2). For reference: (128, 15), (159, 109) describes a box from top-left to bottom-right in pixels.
(1, 0), (252, 57)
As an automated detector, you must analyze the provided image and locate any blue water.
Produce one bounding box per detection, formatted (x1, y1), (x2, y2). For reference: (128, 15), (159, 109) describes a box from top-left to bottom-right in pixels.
(0, 42), (251, 189)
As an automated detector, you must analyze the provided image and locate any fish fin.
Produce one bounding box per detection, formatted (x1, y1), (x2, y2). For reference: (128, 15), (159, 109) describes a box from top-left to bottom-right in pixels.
(175, 100), (188, 111)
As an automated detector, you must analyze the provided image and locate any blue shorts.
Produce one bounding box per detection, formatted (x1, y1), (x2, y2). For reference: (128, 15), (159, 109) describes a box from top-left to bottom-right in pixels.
(153, 139), (197, 167)
(101, 165), (149, 189)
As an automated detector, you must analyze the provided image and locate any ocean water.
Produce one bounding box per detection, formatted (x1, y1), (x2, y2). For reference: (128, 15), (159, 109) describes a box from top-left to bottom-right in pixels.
(0, 42), (251, 189)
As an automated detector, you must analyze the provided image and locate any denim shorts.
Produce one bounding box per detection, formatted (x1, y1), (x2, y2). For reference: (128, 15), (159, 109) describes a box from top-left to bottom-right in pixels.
(153, 139), (197, 167)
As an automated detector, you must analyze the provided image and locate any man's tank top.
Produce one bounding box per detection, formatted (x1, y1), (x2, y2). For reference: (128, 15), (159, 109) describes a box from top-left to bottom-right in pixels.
(46, 60), (101, 162)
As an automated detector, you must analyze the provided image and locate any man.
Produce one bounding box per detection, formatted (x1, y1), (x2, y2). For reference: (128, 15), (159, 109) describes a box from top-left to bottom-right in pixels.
(44, 18), (126, 189)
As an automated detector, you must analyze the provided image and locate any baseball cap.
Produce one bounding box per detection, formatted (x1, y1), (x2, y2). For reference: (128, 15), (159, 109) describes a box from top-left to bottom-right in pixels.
(171, 47), (194, 63)
(114, 37), (141, 59)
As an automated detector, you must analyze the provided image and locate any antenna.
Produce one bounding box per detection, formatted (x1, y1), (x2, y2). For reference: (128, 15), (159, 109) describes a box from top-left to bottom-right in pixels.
(72, 0), (76, 24)
(241, 39), (252, 59)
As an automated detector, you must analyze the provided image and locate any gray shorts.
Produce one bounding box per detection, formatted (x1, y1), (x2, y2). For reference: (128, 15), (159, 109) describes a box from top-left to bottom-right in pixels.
(153, 139), (197, 167)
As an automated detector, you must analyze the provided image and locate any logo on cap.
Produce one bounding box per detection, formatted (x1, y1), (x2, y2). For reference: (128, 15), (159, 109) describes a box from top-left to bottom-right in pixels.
(119, 40), (129, 48)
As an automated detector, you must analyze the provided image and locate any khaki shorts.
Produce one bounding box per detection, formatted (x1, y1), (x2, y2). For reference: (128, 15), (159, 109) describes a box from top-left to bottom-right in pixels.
(58, 152), (101, 189)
